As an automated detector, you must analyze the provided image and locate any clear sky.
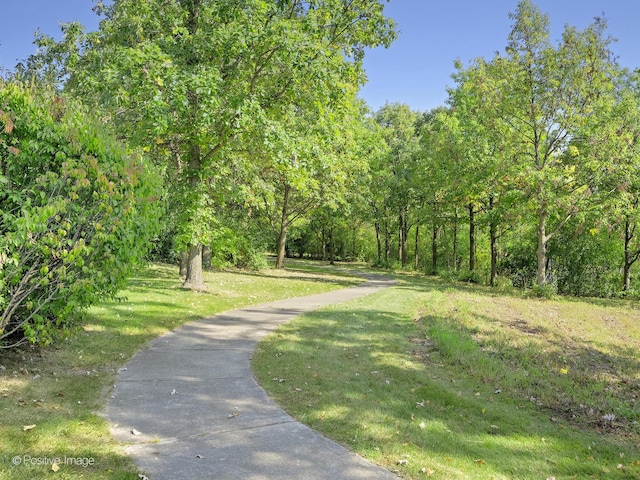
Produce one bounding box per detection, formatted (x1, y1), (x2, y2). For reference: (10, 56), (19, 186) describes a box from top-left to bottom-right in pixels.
(1, 1), (639, 113)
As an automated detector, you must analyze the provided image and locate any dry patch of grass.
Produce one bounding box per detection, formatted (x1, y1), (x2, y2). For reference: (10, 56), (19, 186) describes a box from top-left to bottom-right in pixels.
(419, 290), (640, 438)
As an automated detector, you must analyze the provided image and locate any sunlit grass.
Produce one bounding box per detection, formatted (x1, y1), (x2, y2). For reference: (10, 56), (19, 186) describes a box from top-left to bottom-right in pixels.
(0, 262), (360, 479)
(253, 274), (640, 479)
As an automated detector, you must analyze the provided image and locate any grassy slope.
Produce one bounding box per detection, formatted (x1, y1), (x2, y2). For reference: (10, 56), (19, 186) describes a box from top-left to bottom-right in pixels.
(253, 274), (640, 480)
(0, 263), (361, 480)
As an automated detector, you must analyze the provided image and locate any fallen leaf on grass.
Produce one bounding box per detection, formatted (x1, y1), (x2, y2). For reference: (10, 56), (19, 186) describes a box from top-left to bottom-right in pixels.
(23, 424), (36, 431)
(51, 463), (60, 472)
(474, 459), (486, 465)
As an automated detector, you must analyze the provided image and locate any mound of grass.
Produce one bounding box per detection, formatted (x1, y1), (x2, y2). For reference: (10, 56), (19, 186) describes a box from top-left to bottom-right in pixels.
(0, 262), (361, 479)
(253, 274), (640, 479)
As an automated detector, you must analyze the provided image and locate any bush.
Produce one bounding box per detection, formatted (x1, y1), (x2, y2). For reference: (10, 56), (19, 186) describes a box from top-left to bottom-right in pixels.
(528, 283), (558, 299)
(0, 81), (162, 348)
(208, 228), (269, 271)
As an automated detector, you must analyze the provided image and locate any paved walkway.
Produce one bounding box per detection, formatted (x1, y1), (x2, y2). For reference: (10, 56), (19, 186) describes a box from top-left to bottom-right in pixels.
(106, 272), (399, 479)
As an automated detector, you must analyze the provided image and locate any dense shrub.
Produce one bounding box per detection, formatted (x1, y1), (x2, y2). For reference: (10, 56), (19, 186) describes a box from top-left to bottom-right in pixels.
(549, 226), (623, 298)
(0, 81), (162, 348)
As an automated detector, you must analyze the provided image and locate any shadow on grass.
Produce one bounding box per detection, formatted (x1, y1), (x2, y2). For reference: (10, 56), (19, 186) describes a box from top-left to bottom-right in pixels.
(219, 265), (363, 287)
(256, 296), (640, 479)
(0, 261), (380, 479)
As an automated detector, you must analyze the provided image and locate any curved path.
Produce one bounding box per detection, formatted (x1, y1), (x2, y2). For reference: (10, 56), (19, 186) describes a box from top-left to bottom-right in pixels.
(106, 272), (399, 479)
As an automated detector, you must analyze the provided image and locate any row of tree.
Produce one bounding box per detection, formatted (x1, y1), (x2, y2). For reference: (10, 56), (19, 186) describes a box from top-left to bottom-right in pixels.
(282, 0), (640, 297)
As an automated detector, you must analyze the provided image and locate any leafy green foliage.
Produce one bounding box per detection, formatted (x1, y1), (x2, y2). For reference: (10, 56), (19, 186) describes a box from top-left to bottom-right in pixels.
(25, 0), (396, 286)
(0, 81), (161, 348)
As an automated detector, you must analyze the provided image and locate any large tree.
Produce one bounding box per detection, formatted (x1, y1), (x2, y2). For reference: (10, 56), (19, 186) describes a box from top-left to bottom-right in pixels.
(586, 70), (640, 291)
(454, 0), (617, 286)
(29, 0), (395, 287)
(251, 95), (370, 269)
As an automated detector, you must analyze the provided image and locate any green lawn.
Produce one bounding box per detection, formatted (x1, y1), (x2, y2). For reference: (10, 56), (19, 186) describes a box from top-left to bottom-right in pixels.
(3, 261), (639, 479)
(252, 274), (640, 480)
(0, 262), (361, 479)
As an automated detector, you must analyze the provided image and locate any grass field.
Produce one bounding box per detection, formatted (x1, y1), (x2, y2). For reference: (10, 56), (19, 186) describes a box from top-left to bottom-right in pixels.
(0, 262), (360, 479)
(2, 260), (639, 479)
(253, 273), (640, 479)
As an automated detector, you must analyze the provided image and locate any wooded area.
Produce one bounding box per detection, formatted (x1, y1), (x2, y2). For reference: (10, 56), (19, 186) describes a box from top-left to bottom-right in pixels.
(2, 0), (640, 348)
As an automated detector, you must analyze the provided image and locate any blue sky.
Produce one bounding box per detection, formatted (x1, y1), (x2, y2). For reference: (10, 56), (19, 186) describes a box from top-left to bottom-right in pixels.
(1, 1), (639, 112)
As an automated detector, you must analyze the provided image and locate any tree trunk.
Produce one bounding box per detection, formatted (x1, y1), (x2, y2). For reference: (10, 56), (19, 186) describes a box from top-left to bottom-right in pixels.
(489, 196), (497, 287)
(414, 224), (419, 270)
(182, 244), (206, 290)
(321, 227), (327, 261)
(276, 223), (288, 269)
(179, 252), (188, 277)
(182, 139), (205, 290)
(469, 203), (475, 272)
(203, 245), (212, 270)
(384, 219), (391, 263)
(536, 209), (548, 286)
(453, 208), (458, 271)
(275, 183), (291, 269)
(398, 208), (404, 265)
(401, 207), (409, 267)
(490, 227), (498, 286)
(624, 217), (634, 291)
(431, 221), (438, 274)
(375, 221), (382, 264)
(328, 226), (335, 265)
(350, 224), (355, 261)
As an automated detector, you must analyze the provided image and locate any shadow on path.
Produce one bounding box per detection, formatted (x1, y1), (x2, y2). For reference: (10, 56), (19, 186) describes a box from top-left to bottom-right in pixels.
(106, 272), (399, 479)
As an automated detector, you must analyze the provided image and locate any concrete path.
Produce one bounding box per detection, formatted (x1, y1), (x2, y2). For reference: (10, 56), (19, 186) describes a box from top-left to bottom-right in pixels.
(106, 272), (399, 479)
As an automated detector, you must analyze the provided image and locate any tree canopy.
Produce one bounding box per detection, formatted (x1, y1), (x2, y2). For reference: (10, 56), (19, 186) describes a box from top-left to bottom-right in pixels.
(27, 0), (396, 287)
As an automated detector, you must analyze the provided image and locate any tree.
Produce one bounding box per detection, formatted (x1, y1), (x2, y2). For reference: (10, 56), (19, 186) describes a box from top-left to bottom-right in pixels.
(29, 0), (396, 287)
(0, 81), (161, 348)
(371, 103), (421, 268)
(447, 62), (523, 286)
(252, 95), (372, 269)
(416, 108), (459, 274)
(586, 69), (640, 292)
(457, 0), (617, 287)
